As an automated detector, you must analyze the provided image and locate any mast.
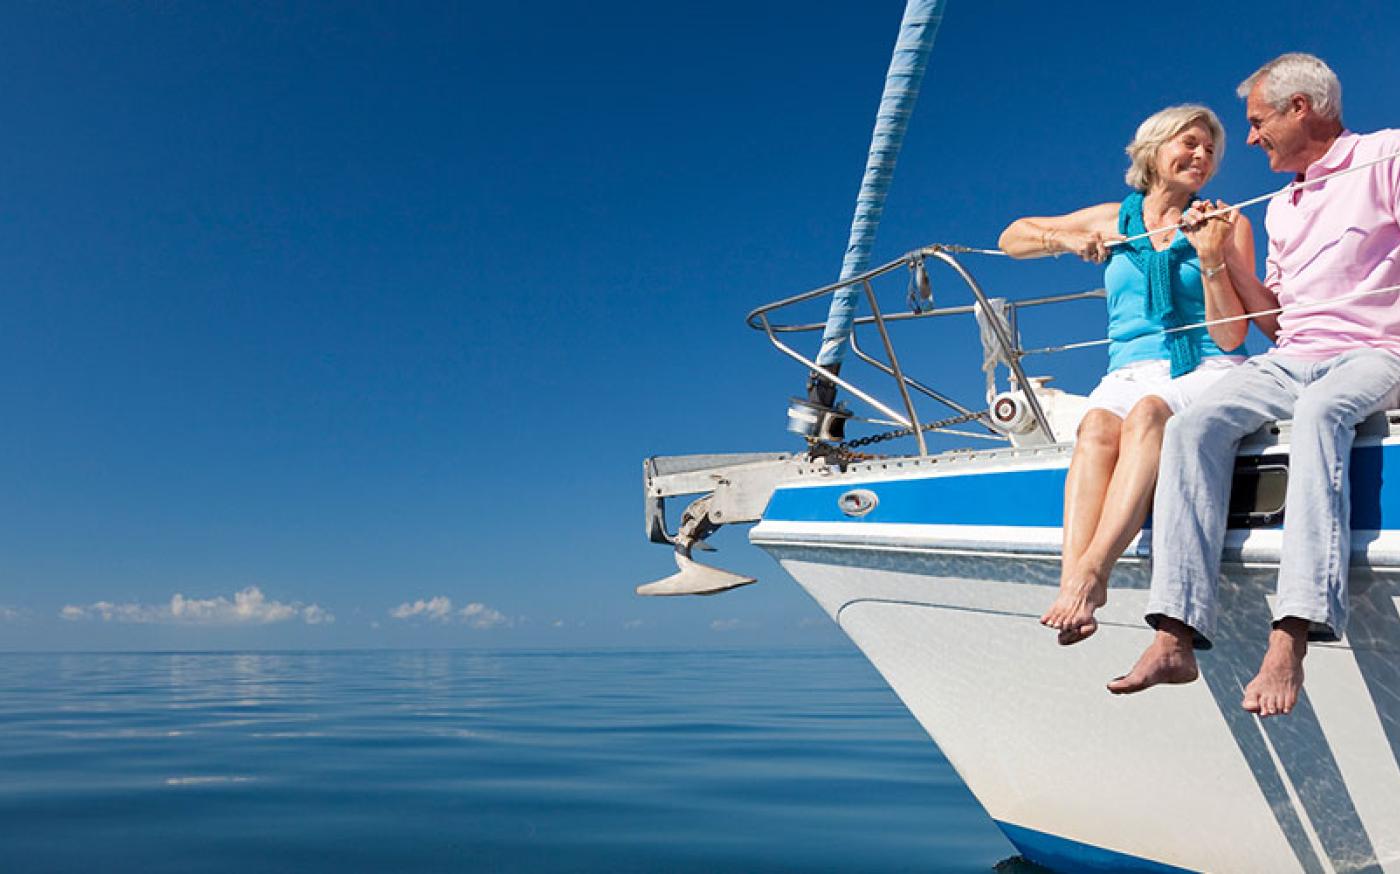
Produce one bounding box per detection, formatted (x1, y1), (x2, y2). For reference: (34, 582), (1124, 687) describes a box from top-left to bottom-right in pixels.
(806, 0), (946, 413)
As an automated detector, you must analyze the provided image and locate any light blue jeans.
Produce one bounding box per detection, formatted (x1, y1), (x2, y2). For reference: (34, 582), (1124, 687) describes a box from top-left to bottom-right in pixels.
(1146, 349), (1400, 646)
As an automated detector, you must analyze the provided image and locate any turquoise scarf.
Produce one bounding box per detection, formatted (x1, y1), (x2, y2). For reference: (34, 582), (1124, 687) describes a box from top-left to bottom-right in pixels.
(1116, 192), (1201, 378)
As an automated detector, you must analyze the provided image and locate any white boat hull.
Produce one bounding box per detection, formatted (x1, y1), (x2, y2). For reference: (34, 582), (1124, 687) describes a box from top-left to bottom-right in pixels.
(750, 437), (1400, 873)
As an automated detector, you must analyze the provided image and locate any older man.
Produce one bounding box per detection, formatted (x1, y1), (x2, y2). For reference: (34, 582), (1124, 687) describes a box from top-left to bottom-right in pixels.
(1108, 53), (1400, 716)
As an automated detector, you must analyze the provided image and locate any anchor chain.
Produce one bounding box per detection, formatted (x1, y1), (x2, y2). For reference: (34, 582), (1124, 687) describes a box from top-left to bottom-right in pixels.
(810, 409), (992, 462)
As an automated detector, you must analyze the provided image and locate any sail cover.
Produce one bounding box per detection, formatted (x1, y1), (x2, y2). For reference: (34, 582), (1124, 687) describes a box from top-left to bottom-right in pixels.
(815, 0), (946, 368)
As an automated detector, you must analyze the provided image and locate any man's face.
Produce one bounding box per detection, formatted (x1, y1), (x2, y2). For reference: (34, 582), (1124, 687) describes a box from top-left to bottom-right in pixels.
(1245, 78), (1309, 173)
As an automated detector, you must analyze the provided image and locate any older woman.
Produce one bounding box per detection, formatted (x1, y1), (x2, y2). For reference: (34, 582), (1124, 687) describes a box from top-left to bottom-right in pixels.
(999, 104), (1257, 645)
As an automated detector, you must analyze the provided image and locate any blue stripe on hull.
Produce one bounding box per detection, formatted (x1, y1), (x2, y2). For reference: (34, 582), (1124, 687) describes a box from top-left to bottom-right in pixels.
(765, 465), (1069, 526)
(995, 822), (1196, 873)
(764, 445), (1392, 529)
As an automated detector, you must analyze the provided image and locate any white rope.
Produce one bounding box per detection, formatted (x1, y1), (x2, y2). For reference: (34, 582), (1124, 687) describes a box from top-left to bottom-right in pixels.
(945, 150), (1400, 254)
(1113, 150), (1400, 247)
(1023, 280), (1400, 357)
(933, 149), (1400, 359)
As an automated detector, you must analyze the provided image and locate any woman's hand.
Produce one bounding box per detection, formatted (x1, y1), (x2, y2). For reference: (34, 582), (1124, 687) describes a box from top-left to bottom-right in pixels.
(1047, 228), (1126, 264)
(1181, 199), (1237, 266)
(997, 203), (1120, 261)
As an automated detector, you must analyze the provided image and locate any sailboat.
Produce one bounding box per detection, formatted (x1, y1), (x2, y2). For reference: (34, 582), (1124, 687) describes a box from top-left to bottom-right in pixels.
(638, 2), (1400, 871)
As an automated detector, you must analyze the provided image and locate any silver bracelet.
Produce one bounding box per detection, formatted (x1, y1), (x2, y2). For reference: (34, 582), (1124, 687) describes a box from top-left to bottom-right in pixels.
(1202, 262), (1226, 279)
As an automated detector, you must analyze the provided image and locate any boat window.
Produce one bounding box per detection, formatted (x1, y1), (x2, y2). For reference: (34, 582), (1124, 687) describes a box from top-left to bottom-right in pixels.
(1228, 456), (1287, 528)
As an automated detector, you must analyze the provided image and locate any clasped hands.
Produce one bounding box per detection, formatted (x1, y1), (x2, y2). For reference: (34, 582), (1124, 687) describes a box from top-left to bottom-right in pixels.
(1181, 199), (1239, 266)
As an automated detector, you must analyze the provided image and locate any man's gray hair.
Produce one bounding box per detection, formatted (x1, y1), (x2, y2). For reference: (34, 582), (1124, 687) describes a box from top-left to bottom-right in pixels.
(1124, 104), (1225, 192)
(1237, 53), (1342, 120)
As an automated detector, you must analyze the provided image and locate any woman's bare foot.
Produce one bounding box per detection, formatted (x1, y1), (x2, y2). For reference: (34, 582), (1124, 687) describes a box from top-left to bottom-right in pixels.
(1041, 572), (1107, 646)
(1107, 621), (1199, 694)
(1242, 619), (1307, 717)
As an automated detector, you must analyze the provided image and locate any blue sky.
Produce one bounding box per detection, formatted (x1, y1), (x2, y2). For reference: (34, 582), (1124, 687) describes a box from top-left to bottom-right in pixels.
(1, 1), (1396, 650)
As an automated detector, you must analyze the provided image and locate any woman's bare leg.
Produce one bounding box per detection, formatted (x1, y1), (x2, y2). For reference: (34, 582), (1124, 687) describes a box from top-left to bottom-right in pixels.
(1043, 410), (1121, 634)
(1053, 397), (1172, 644)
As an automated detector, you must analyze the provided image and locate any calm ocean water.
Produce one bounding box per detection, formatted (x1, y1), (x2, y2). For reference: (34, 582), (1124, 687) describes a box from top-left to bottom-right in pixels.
(0, 648), (1035, 873)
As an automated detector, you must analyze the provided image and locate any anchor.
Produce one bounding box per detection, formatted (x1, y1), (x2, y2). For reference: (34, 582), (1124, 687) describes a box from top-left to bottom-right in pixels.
(637, 493), (756, 596)
(637, 453), (801, 597)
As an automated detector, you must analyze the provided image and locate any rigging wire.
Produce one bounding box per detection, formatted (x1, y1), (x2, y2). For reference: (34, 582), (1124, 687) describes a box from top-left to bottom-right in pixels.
(827, 150), (1400, 444)
(1112, 150), (1400, 248)
(934, 149), (1400, 358)
(1022, 280), (1400, 357)
(945, 150), (1400, 254)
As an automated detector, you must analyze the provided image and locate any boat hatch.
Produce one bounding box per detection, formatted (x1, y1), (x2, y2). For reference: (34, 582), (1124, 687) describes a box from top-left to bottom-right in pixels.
(1228, 455), (1288, 528)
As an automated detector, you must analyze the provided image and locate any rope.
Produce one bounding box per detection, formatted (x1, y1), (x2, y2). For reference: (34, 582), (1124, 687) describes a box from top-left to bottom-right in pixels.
(1022, 280), (1400, 357)
(934, 149), (1400, 357)
(940, 149), (1400, 255)
(1113, 150), (1400, 248)
(841, 148), (1400, 445)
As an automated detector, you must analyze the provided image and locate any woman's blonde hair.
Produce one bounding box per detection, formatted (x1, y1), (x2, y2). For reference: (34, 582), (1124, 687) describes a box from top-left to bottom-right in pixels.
(1124, 104), (1225, 192)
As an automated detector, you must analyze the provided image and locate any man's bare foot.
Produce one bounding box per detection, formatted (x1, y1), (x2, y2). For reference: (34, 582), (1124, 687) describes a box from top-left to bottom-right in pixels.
(1041, 572), (1107, 646)
(1242, 618), (1308, 717)
(1107, 620), (1199, 694)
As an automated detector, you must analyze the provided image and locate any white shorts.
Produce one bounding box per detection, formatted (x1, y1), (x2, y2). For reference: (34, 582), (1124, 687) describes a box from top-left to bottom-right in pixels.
(1084, 356), (1244, 419)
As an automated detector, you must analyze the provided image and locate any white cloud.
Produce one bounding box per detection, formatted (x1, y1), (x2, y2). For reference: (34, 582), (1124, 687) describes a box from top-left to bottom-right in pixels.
(389, 596), (455, 622)
(710, 618), (757, 632)
(0, 606), (23, 622)
(460, 602), (510, 629)
(388, 596), (512, 630)
(301, 605), (335, 625)
(622, 619), (647, 630)
(71, 601), (156, 623)
(60, 587), (332, 626)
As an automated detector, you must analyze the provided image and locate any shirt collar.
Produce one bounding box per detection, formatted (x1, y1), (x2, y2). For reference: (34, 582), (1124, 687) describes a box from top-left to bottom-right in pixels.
(1289, 130), (1356, 204)
(1301, 130), (1358, 180)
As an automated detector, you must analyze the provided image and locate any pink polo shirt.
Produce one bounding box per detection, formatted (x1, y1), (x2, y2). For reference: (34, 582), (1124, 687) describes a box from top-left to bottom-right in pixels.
(1265, 129), (1400, 359)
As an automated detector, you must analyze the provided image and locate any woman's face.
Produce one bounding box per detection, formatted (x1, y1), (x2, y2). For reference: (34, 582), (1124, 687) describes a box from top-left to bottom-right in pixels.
(1153, 122), (1216, 191)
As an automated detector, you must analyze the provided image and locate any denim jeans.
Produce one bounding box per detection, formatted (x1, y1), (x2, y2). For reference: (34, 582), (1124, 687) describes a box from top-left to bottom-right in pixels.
(1145, 349), (1400, 646)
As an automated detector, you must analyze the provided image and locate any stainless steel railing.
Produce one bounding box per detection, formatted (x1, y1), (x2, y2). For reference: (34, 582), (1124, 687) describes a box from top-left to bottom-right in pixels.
(745, 245), (1105, 455)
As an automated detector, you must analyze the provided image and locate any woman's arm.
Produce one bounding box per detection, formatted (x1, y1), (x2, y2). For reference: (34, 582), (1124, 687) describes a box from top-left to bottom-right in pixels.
(1183, 204), (1275, 349)
(998, 202), (1123, 263)
(1221, 215), (1279, 341)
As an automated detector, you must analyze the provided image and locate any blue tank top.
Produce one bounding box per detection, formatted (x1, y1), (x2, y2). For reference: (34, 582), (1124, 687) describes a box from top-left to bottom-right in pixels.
(1103, 201), (1229, 372)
